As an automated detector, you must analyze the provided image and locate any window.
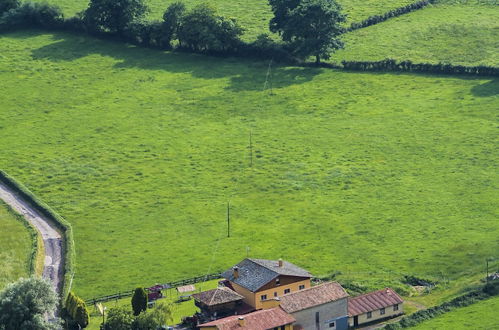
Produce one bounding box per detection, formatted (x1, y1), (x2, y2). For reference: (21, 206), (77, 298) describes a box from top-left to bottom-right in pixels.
(299, 285), (305, 290)
(393, 304), (399, 311)
(367, 312), (372, 319)
(274, 292), (278, 297)
(380, 308), (385, 315)
(261, 294), (267, 301)
(284, 288), (290, 294)
(329, 321), (335, 328)
(275, 278), (280, 285)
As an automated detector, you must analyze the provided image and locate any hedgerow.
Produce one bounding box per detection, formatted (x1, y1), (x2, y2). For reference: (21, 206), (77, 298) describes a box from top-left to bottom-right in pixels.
(345, 0), (437, 32)
(385, 281), (499, 329)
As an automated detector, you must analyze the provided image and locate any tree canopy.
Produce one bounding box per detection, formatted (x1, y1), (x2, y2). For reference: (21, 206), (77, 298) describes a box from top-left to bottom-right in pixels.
(0, 277), (60, 330)
(131, 287), (148, 316)
(84, 0), (147, 34)
(269, 0), (346, 62)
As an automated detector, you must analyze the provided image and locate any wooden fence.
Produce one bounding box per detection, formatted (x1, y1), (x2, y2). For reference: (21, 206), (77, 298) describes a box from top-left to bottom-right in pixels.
(85, 273), (222, 305)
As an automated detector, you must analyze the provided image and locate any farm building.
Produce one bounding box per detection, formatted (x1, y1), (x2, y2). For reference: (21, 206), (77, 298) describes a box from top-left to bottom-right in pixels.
(348, 288), (404, 327)
(278, 282), (349, 330)
(221, 258), (312, 310)
(192, 287), (248, 318)
(198, 307), (295, 330)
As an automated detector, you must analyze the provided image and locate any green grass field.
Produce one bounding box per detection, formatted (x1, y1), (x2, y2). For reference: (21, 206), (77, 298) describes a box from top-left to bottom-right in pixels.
(409, 296), (499, 329)
(0, 201), (34, 289)
(333, 2), (499, 66)
(0, 30), (497, 300)
(31, 0), (415, 40)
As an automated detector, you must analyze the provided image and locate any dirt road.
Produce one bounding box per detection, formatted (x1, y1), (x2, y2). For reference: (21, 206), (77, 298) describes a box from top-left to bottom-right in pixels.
(0, 182), (63, 295)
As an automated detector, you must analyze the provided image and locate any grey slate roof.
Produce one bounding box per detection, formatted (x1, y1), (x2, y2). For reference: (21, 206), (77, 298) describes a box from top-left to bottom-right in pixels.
(221, 258), (312, 293)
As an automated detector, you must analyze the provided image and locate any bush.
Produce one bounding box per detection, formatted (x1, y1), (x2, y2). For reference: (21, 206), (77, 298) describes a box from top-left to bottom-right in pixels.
(0, 1), (64, 30)
(65, 291), (89, 329)
(0, 0), (20, 14)
(177, 3), (244, 53)
(104, 306), (134, 330)
(83, 0), (147, 35)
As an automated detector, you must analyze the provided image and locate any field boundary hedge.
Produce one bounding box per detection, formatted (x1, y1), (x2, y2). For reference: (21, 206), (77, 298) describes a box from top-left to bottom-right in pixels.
(307, 59), (499, 76)
(0, 170), (75, 301)
(1, 199), (40, 275)
(345, 0), (437, 33)
(384, 281), (499, 329)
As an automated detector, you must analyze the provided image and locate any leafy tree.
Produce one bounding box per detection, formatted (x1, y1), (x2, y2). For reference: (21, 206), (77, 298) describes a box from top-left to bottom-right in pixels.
(161, 1), (186, 48)
(268, 0), (346, 63)
(177, 3), (243, 52)
(131, 287), (148, 316)
(0, 0), (20, 14)
(84, 0), (147, 34)
(268, 0), (300, 35)
(0, 1), (63, 30)
(0, 277), (60, 330)
(104, 306), (134, 330)
(134, 301), (173, 330)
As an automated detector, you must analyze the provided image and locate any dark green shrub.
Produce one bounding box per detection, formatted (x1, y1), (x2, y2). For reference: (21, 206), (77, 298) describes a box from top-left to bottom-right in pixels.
(131, 287), (148, 316)
(0, 0), (20, 14)
(83, 0), (147, 34)
(0, 1), (64, 30)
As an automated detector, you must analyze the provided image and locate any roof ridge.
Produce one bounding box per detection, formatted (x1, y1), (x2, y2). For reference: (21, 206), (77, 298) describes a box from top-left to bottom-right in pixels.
(350, 287), (399, 300)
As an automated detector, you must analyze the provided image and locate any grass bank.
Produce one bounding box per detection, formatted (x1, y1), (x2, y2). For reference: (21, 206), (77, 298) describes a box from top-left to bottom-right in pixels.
(0, 200), (39, 289)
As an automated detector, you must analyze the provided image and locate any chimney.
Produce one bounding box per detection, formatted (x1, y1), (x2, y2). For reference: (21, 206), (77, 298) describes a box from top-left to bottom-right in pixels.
(233, 266), (239, 279)
(278, 258), (283, 267)
(238, 317), (245, 327)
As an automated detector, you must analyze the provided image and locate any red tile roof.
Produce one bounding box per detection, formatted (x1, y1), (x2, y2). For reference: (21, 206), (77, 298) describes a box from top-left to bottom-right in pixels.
(348, 288), (403, 317)
(280, 282), (349, 313)
(198, 307), (295, 330)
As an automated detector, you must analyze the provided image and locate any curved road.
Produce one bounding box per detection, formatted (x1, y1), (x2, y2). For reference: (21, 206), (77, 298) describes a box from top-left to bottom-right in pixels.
(0, 182), (63, 296)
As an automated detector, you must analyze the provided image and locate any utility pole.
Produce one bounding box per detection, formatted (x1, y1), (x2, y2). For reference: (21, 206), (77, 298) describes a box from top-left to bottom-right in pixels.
(486, 258), (489, 283)
(249, 130), (253, 167)
(227, 201), (230, 238)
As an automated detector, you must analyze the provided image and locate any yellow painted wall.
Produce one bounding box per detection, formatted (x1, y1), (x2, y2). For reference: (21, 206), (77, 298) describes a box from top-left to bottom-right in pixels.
(255, 278), (310, 310)
(230, 278), (311, 309)
(348, 303), (403, 326)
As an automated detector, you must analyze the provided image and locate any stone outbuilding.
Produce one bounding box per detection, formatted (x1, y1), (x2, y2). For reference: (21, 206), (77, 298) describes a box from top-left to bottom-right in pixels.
(348, 288), (404, 327)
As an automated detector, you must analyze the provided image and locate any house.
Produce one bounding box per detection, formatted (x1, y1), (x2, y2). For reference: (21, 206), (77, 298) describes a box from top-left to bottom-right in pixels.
(348, 288), (404, 328)
(198, 307), (296, 330)
(222, 258), (312, 310)
(192, 287), (245, 318)
(278, 282), (349, 330)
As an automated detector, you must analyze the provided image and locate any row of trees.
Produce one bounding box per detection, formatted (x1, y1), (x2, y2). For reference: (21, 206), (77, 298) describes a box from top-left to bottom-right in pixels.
(0, 0), (347, 62)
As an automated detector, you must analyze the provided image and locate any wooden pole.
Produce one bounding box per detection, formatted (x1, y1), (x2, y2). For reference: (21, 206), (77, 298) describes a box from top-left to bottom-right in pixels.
(250, 130), (253, 167)
(228, 201), (231, 237)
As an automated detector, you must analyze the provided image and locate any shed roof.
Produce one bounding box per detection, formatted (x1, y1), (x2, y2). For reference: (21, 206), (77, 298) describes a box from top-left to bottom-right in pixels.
(177, 285), (195, 293)
(222, 258), (312, 292)
(348, 288), (403, 316)
(280, 282), (349, 313)
(192, 287), (244, 306)
(198, 307), (295, 330)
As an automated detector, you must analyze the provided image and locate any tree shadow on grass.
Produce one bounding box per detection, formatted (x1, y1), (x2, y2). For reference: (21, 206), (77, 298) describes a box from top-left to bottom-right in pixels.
(471, 79), (498, 97)
(27, 31), (322, 91)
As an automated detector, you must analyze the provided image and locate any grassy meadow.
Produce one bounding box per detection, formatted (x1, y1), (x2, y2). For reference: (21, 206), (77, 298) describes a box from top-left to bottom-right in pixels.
(30, 0), (415, 40)
(334, 2), (499, 66)
(0, 30), (497, 300)
(409, 296), (499, 329)
(0, 201), (34, 289)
